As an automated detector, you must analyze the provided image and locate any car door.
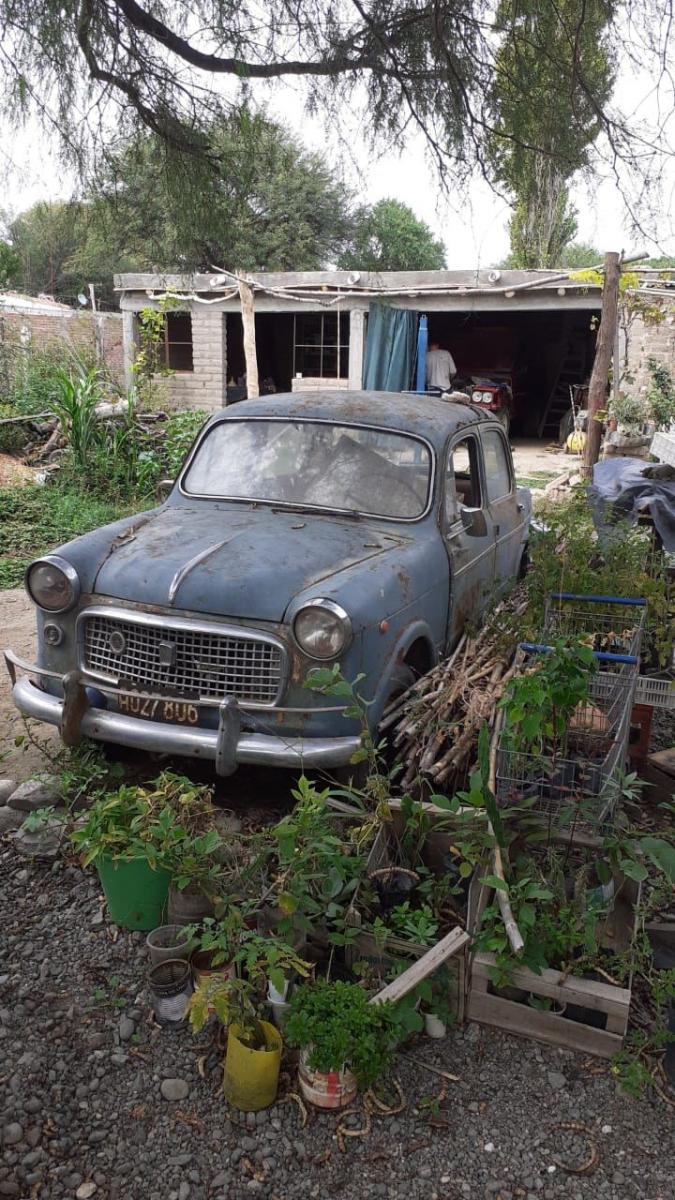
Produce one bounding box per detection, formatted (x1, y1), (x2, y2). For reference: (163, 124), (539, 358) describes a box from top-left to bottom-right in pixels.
(479, 425), (526, 592)
(443, 431), (495, 648)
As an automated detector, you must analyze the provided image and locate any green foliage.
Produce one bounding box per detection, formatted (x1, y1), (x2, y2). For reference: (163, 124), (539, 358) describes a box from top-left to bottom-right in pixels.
(0, 481), (138, 589)
(646, 358), (675, 430)
(608, 391), (648, 431)
(5, 200), (91, 303)
(163, 411), (208, 477)
(270, 774), (366, 940)
(500, 638), (597, 756)
(47, 362), (103, 472)
(522, 488), (673, 666)
(339, 199), (446, 272)
(20, 805), (65, 833)
(387, 901), (438, 945)
(285, 980), (397, 1088)
(0, 238), (20, 287)
(70, 771), (220, 873)
(489, 1), (614, 267)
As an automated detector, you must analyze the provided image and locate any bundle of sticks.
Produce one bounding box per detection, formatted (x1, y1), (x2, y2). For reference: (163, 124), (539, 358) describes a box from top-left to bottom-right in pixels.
(381, 593), (528, 794)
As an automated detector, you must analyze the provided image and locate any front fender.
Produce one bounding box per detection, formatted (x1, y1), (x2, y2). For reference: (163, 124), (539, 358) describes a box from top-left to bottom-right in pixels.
(366, 618), (437, 728)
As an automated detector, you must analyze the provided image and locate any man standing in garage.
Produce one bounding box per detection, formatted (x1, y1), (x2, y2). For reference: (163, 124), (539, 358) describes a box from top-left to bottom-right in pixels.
(426, 340), (457, 392)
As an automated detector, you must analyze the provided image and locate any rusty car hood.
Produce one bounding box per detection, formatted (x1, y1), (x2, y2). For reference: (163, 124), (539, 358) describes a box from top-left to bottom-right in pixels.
(90, 503), (412, 621)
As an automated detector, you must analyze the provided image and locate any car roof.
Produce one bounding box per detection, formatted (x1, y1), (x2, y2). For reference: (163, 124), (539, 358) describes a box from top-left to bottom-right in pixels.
(204, 390), (491, 450)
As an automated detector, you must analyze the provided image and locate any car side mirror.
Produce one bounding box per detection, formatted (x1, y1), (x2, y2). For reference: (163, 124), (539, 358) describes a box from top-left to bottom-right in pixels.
(460, 506), (488, 537)
(155, 478), (173, 503)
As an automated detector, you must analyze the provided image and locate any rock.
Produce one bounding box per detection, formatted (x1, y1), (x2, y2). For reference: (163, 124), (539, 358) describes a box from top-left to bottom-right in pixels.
(178, 1184), (190, 1200)
(76, 1185), (98, 1199)
(9, 775), (61, 813)
(110, 1054), (128, 1067)
(547, 1071), (566, 1091)
(2, 1123), (23, 1145)
(0, 780), (17, 805)
(118, 1016), (135, 1042)
(14, 818), (65, 860)
(0, 808), (23, 835)
(161, 1078), (189, 1102)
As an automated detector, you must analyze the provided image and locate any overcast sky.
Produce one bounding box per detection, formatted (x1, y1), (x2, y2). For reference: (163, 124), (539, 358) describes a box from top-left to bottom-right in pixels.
(2, 37), (674, 270)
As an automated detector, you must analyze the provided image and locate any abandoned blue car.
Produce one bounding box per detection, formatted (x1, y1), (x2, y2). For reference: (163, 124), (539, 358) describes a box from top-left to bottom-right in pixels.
(7, 391), (530, 775)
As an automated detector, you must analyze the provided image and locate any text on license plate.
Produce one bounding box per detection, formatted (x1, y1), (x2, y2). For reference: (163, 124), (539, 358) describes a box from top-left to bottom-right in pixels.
(117, 694), (199, 724)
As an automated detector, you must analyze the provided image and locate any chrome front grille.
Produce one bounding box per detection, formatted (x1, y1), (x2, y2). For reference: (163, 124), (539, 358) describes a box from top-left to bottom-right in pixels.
(80, 611), (284, 705)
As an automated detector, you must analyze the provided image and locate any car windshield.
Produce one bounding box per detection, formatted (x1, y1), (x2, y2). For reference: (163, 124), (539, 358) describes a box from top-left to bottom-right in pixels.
(182, 420), (432, 520)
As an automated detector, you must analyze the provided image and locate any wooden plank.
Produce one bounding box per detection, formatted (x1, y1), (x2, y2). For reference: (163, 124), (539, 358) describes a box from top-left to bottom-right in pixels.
(471, 955), (630, 1016)
(369, 929), (469, 1007)
(466, 991), (623, 1059)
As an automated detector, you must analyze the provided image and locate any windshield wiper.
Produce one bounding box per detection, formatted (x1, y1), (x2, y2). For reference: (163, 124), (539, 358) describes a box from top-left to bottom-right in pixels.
(269, 502), (362, 520)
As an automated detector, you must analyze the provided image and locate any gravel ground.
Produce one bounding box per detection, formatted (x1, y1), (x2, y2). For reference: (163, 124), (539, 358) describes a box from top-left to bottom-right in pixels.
(1, 844), (674, 1200)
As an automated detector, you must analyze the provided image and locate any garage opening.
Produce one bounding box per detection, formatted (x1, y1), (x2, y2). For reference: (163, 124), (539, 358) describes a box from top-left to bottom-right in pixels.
(424, 308), (600, 440)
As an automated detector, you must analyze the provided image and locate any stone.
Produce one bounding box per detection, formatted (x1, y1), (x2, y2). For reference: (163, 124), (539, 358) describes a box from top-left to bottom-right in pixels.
(9, 775), (61, 813)
(2, 1124), (23, 1146)
(0, 780), (17, 805)
(161, 1078), (189, 1102)
(0, 809), (23, 835)
(178, 1184), (190, 1200)
(76, 1185), (98, 1199)
(118, 1016), (135, 1042)
(14, 819), (65, 860)
(547, 1071), (566, 1091)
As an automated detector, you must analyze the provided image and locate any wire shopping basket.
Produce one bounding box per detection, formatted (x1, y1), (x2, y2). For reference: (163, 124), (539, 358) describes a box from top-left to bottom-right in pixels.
(495, 633), (640, 828)
(543, 593), (647, 660)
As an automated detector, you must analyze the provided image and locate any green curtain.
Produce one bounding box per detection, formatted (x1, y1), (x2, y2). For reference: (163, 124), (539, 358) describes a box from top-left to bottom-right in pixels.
(363, 303), (416, 391)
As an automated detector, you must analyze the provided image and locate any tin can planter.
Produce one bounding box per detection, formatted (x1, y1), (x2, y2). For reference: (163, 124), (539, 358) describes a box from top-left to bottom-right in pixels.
(267, 979), (291, 1031)
(298, 1049), (358, 1110)
(146, 925), (194, 967)
(224, 1021), (282, 1111)
(168, 883), (214, 927)
(149, 958), (193, 1027)
(191, 949), (235, 988)
(97, 856), (170, 931)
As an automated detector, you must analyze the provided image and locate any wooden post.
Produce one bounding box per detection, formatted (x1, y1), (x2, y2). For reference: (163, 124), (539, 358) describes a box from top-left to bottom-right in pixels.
(582, 251), (621, 479)
(237, 276), (259, 399)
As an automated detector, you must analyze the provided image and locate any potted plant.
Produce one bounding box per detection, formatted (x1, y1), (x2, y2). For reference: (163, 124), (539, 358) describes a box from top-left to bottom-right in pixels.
(71, 772), (225, 931)
(188, 974), (283, 1111)
(186, 912), (244, 985)
(146, 924), (194, 967)
(285, 979), (397, 1109)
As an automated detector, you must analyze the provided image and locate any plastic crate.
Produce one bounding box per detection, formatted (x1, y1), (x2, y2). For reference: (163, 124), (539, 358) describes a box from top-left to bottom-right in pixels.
(650, 431), (675, 467)
(635, 675), (675, 710)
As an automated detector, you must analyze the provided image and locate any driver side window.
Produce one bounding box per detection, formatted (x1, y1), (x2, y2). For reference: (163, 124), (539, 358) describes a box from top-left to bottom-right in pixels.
(445, 436), (482, 523)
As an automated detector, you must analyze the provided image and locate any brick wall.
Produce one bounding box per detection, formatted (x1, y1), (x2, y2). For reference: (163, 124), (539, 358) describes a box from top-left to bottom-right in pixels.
(0, 306), (125, 386)
(625, 301), (675, 395)
(135, 308), (225, 412)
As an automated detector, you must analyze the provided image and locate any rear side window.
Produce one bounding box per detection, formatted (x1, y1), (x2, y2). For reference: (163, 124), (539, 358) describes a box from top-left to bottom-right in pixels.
(482, 430), (512, 503)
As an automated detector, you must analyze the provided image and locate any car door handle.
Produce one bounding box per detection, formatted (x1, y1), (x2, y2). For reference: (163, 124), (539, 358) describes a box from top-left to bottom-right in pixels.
(494, 524), (500, 535)
(517, 502), (525, 513)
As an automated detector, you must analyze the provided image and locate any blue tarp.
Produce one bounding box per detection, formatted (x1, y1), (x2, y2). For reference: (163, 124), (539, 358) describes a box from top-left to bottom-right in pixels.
(363, 304), (416, 392)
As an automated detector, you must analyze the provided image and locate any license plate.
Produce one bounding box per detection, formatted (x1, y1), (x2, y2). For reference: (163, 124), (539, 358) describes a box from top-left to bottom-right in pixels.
(117, 694), (200, 725)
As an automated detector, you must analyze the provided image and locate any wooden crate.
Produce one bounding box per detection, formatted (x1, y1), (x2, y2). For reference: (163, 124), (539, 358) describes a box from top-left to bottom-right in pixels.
(467, 871), (640, 1058)
(345, 809), (484, 1022)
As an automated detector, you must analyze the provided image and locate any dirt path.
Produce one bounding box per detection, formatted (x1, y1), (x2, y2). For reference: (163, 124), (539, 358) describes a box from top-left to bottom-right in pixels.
(0, 587), (57, 781)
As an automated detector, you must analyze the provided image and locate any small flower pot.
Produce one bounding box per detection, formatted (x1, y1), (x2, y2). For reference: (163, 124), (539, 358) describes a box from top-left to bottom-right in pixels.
(168, 883), (214, 927)
(224, 1021), (282, 1111)
(149, 958), (193, 1028)
(298, 1049), (358, 1110)
(528, 994), (567, 1017)
(267, 979), (291, 1031)
(146, 924), (193, 967)
(423, 1012), (447, 1039)
(369, 867), (420, 913)
(97, 856), (170, 932)
(191, 949), (235, 988)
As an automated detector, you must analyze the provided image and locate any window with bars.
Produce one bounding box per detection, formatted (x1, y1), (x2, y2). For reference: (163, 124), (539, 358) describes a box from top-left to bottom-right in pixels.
(293, 313), (349, 379)
(157, 311), (194, 371)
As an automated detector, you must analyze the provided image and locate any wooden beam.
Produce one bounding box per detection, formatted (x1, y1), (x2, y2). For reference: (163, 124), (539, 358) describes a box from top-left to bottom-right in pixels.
(583, 251), (621, 479)
(237, 277), (259, 399)
(369, 927), (469, 1007)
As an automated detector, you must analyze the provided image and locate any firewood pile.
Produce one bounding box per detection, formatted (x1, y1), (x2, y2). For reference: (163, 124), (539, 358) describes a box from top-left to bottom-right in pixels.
(381, 593), (528, 792)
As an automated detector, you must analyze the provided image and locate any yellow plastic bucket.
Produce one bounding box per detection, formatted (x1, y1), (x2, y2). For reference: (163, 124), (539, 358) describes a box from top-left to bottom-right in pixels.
(223, 1021), (282, 1111)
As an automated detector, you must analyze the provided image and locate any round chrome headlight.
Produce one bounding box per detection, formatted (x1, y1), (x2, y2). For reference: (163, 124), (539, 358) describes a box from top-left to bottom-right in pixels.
(25, 555), (80, 613)
(293, 601), (352, 660)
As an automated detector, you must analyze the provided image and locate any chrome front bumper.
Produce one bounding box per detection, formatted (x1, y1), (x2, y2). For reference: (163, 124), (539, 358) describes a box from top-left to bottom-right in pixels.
(9, 669), (361, 777)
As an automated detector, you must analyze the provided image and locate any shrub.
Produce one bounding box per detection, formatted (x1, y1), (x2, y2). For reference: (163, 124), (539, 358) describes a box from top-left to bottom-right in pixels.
(285, 980), (396, 1089)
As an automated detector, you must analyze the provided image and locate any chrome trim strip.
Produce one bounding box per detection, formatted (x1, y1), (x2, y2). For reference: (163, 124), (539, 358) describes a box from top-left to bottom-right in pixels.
(177, 416), (436, 525)
(12, 676), (361, 772)
(75, 605), (288, 705)
(168, 538), (231, 603)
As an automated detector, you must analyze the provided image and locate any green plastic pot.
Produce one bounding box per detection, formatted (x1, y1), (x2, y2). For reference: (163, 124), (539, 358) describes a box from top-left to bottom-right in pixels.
(97, 856), (170, 931)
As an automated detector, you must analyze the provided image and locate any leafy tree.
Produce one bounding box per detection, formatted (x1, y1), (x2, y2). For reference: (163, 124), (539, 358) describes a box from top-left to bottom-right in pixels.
(559, 243), (602, 269)
(5, 201), (88, 301)
(0, 239), (20, 288)
(0, 2), (669, 213)
(78, 110), (354, 276)
(489, 1), (616, 267)
(339, 199), (446, 271)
